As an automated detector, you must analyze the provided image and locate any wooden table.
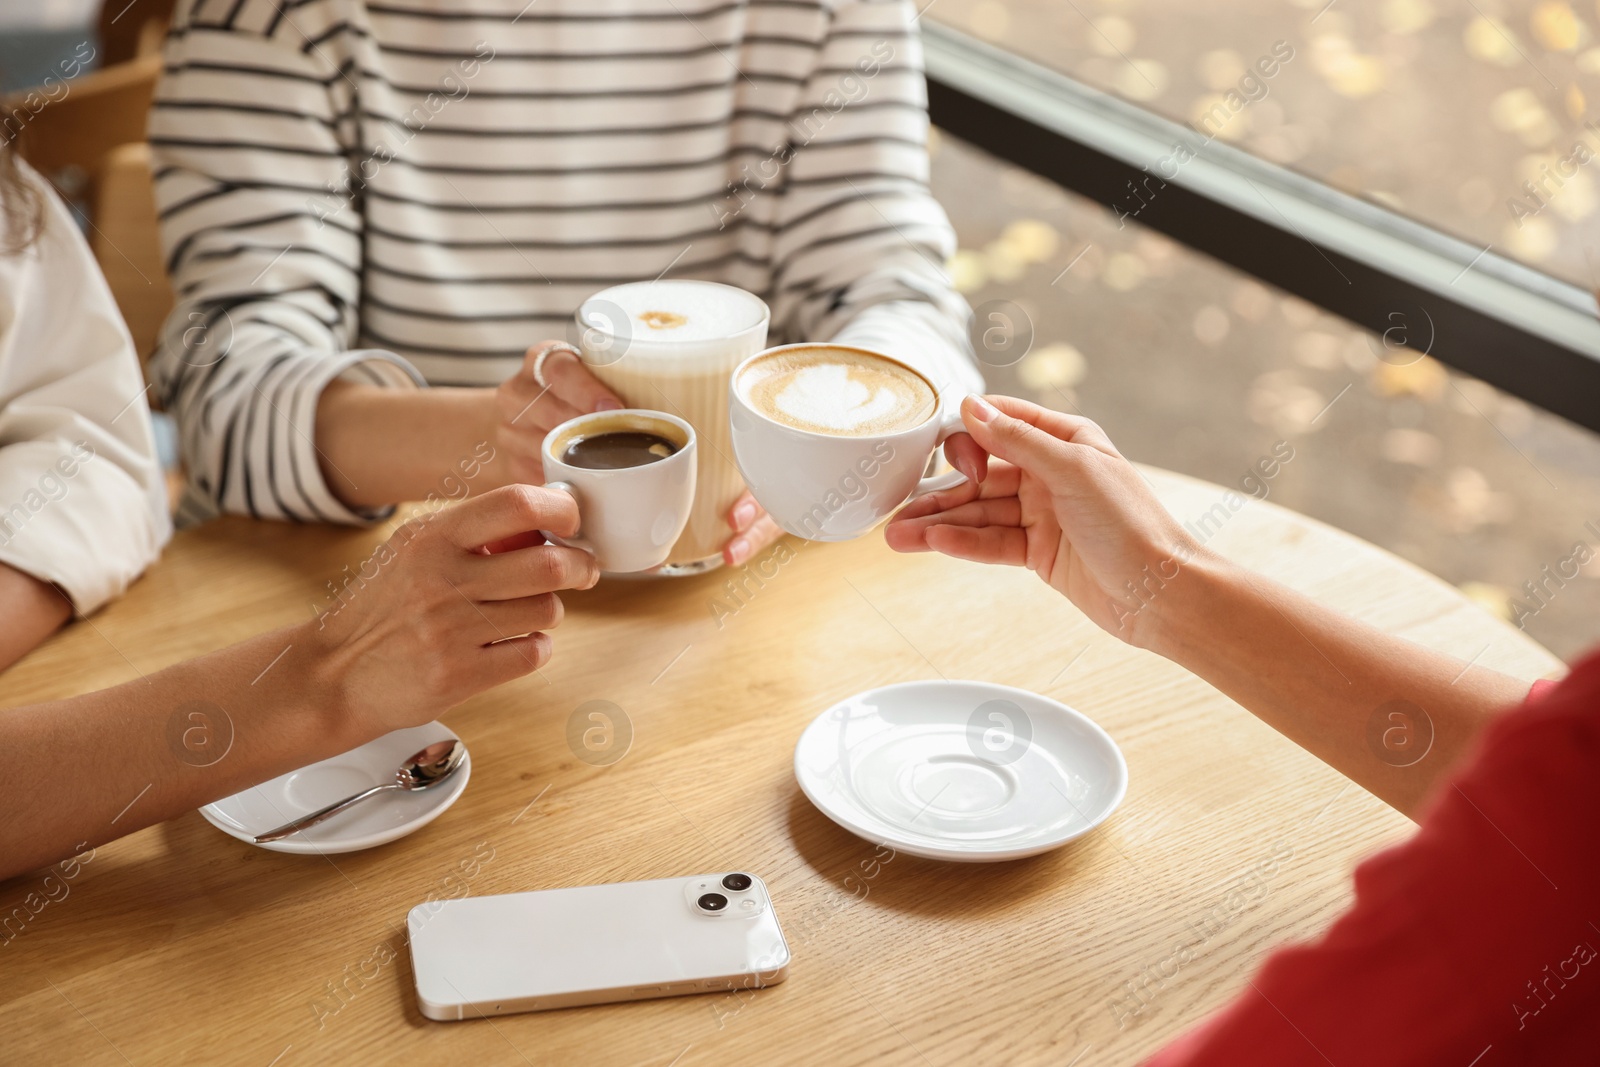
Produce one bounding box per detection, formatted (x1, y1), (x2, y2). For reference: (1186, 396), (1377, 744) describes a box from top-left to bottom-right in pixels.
(1, 468), (1561, 1066)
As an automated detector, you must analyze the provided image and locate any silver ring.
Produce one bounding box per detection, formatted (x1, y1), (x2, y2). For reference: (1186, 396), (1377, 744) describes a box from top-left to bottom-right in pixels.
(530, 342), (581, 390)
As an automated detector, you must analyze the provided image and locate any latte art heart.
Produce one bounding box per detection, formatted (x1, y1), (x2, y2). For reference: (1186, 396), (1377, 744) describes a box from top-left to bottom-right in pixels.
(773, 364), (904, 431)
(739, 346), (937, 436)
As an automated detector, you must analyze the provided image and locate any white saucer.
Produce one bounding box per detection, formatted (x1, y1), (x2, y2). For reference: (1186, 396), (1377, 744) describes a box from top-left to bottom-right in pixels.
(200, 722), (471, 855)
(794, 681), (1127, 862)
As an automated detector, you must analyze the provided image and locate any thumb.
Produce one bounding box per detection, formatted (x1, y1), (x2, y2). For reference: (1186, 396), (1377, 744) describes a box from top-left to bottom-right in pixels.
(960, 394), (1063, 473)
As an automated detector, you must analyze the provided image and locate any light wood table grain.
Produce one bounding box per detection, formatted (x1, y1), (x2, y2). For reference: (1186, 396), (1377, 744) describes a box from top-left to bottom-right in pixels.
(0, 468), (1561, 1066)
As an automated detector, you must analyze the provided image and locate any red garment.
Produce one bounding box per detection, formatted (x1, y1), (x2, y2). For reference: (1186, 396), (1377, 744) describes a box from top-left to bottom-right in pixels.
(1146, 656), (1600, 1066)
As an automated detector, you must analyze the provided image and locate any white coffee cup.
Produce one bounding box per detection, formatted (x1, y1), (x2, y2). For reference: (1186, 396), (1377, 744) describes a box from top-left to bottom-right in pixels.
(728, 343), (968, 542)
(540, 410), (697, 573)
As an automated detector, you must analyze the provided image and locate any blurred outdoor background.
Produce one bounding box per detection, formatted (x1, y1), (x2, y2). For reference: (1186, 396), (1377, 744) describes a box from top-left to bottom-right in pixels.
(923, 0), (1600, 658)
(3, 0), (1597, 658)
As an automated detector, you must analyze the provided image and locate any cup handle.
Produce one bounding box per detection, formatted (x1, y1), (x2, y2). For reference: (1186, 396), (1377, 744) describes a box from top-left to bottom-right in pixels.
(912, 409), (972, 495)
(540, 481), (594, 555)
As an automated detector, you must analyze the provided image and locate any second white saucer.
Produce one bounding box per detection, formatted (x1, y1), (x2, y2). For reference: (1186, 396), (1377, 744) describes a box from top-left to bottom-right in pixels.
(794, 680), (1127, 862)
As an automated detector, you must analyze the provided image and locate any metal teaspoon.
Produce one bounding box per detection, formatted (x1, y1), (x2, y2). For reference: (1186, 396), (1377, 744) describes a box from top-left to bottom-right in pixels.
(253, 739), (466, 844)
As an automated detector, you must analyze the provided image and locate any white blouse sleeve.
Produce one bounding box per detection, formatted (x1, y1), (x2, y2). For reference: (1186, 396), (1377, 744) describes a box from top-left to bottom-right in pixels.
(0, 160), (171, 615)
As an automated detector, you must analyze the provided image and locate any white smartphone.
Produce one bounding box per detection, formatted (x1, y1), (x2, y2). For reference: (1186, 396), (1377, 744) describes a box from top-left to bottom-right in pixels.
(408, 871), (790, 1021)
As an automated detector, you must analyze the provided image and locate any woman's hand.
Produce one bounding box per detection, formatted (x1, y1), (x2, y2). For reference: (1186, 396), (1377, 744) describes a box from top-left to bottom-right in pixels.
(884, 394), (1202, 646)
(889, 394), (1538, 817)
(494, 341), (625, 483)
(311, 484), (600, 737)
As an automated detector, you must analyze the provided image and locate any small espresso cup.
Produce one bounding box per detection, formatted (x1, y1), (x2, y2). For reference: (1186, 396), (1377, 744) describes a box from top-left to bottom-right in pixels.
(541, 410), (697, 572)
(728, 343), (968, 542)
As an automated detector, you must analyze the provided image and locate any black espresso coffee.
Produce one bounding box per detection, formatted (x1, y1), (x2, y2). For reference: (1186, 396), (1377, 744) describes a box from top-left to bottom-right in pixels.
(560, 431), (679, 470)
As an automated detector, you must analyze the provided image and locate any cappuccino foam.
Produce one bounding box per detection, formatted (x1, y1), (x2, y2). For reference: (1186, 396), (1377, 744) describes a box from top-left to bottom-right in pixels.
(739, 346), (937, 436)
(579, 279), (767, 358)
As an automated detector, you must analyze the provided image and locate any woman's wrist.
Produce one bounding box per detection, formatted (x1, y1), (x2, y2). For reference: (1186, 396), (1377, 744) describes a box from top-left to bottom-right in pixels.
(1127, 547), (1251, 661)
(317, 382), (506, 506)
(295, 617), (378, 753)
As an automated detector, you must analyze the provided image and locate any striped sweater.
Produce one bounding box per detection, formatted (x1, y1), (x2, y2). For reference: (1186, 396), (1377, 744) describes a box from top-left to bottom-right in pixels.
(150, 0), (981, 523)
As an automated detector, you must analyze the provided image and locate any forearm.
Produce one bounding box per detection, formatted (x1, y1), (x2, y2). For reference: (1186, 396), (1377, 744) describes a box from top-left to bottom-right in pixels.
(0, 621), (363, 881)
(315, 381), (510, 508)
(1142, 552), (1532, 817)
(0, 565), (71, 671)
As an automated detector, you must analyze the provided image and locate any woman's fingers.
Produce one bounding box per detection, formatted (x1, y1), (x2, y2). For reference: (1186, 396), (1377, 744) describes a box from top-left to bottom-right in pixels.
(506, 389), (585, 434)
(886, 495), (1023, 552)
(461, 592), (565, 643)
(725, 492), (786, 564)
(892, 480), (979, 523)
(462, 543), (600, 600)
(902, 495), (1023, 531)
(726, 512), (782, 565)
(981, 394), (1120, 453)
(883, 519), (933, 552)
(728, 490), (761, 533)
(540, 347), (623, 415)
(480, 529), (548, 555)
(971, 460), (1023, 498)
(959, 396), (1062, 473)
(493, 387), (577, 484)
(473, 631), (555, 688)
(492, 345), (626, 482)
(960, 395), (1120, 470)
(499, 352), (586, 431)
(943, 430), (987, 484)
(440, 484), (581, 548)
(892, 462), (1021, 524)
(924, 523), (1030, 566)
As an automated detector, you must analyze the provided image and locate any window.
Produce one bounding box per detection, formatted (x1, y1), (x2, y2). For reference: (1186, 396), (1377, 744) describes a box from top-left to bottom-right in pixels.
(922, 3), (1600, 657)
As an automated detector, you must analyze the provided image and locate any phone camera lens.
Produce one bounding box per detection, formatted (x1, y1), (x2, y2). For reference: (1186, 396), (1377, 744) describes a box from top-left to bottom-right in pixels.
(697, 892), (729, 912)
(721, 873), (753, 892)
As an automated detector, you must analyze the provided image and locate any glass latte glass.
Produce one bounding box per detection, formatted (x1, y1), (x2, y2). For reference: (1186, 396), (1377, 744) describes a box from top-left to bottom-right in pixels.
(574, 280), (770, 575)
